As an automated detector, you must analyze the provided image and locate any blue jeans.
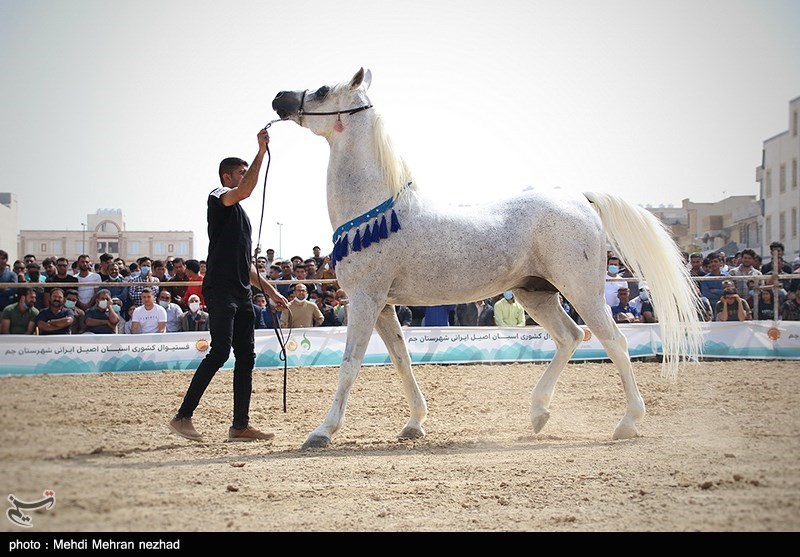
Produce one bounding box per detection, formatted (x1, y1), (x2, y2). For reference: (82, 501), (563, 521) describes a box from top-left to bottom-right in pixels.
(176, 290), (255, 429)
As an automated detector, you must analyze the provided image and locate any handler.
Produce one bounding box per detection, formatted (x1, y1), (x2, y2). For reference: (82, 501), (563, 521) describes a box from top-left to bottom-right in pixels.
(169, 127), (288, 442)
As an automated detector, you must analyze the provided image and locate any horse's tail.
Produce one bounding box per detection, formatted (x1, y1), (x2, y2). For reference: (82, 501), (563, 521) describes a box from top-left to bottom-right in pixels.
(584, 192), (703, 382)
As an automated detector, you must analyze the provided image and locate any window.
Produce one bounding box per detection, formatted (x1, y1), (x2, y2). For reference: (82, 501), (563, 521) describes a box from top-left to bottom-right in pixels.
(792, 208), (797, 239)
(50, 240), (62, 255)
(108, 241), (119, 253)
(793, 109), (798, 137)
(176, 242), (189, 255)
(97, 241), (107, 253)
(765, 169), (772, 198)
(779, 164), (786, 193)
(765, 216), (772, 242)
(128, 241), (140, 255)
(153, 242), (166, 255)
(75, 240), (84, 254)
(100, 223), (106, 232)
(779, 212), (785, 241)
(168, 243), (174, 253)
(793, 159), (797, 190)
(40, 243), (47, 252)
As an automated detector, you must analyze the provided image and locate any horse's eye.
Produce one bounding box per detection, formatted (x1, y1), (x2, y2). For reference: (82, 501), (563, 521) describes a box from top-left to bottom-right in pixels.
(315, 85), (330, 98)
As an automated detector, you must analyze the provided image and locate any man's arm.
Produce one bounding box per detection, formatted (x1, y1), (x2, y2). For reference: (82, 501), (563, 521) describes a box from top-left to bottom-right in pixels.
(157, 321), (167, 333)
(0, 317), (9, 334)
(250, 263), (289, 308)
(220, 129), (269, 207)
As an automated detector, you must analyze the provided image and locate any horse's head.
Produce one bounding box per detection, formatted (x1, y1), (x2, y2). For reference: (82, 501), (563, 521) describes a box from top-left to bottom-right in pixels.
(272, 67), (372, 136)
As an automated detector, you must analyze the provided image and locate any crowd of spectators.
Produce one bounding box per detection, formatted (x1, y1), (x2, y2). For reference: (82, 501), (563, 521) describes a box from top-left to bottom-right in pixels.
(1, 240), (799, 336)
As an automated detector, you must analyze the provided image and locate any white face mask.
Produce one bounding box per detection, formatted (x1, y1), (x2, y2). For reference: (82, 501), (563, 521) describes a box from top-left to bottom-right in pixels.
(158, 300), (170, 309)
(98, 300), (108, 309)
(189, 302), (200, 312)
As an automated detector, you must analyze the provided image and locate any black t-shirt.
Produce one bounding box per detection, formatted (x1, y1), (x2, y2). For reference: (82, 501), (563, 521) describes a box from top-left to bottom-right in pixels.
(204, 187), (252, 299)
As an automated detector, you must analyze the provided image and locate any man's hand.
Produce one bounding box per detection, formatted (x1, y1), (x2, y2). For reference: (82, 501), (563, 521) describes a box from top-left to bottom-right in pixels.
(257, 128), (270, 152)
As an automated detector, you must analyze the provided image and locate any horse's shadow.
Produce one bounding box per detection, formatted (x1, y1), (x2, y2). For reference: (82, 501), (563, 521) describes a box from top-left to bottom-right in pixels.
(58, 434), (635, 470)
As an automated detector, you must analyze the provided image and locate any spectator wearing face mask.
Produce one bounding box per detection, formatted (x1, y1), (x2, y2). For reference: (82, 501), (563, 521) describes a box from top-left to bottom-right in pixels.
(630, 282), (657, 323)
(604, 255), (624, 307)
(180, 294), (209, 332)
(157, 290), (184, 332)
(84, 289), (121, 334)
(64, 288), (86, 334)
(493, 291), (526, 327)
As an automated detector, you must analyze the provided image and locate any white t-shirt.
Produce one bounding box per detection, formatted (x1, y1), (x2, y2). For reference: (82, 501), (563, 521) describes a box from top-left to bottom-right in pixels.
(131, 304), (168, 334)
(77, 272), (101, 305)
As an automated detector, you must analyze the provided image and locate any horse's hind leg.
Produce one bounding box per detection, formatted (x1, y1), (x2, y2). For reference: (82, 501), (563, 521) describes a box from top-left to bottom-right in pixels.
(374, 305), (427, 440)
(512, 290), (585, 434)
(577, 301), (645, 440)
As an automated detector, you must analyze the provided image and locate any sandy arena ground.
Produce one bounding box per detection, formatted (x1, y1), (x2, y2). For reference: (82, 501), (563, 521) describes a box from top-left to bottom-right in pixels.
(0, 359), (798, 533)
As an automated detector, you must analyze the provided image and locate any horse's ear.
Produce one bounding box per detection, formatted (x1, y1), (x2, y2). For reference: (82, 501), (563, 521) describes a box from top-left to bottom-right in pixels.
(350, 67), (371, 90)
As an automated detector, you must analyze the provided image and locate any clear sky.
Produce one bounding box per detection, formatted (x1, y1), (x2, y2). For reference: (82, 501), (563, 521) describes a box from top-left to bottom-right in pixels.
(2, 0), (798, 261)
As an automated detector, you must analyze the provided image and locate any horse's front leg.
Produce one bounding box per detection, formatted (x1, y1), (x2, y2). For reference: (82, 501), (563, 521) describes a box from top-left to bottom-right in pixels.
(374, 305), (427, 440)
(302, 295), (381, 449)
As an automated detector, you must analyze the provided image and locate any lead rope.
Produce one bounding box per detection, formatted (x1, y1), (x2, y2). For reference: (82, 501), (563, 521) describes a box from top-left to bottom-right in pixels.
(254, 119), (291, 412)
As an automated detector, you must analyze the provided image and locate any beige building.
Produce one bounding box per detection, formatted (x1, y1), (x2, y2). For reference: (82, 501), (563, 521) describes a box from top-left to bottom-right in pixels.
(756, 95), (800, 261)
(643, 196), (760, 258)
(17, 209), (194, 264)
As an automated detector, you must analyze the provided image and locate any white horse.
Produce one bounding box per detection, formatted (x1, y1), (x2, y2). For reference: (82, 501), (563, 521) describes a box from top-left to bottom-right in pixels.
(272, 68), (703, 449)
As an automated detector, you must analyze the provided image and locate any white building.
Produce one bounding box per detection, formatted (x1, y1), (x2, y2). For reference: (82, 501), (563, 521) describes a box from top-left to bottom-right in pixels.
(756, 96), (800, 261)
(0, 193), (18, 262)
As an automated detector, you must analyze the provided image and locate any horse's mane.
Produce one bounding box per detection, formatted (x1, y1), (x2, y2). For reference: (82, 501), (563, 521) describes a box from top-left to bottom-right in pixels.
(372, 114), (415, 199)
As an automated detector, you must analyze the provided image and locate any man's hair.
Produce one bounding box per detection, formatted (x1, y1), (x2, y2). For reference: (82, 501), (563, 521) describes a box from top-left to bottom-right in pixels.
(152, 260), (165, 269)
(740, 248), (757, 259)
(722, 287), (737, 297)
(690, 252), (702, 260)
(172, 257), (185, 265)
(219, 157), (248, 184)
(96, 288), (111, 298)
(253, 293), (265, 299)
(65, 288), (79, 298)
(24, 254), (35, 260)
(185, 259), (201, 273)
(16, 286), (32, 298)
(56, 257), (69, 265)
(769, 241), (784, 251)
(141, 287), (154, 295)
(99, 253), (113, 262)
(42, 257), (55, 267)
(270, 264), (281, 272)
(49, 287), (64, 297)
(0, 250), (7, 259)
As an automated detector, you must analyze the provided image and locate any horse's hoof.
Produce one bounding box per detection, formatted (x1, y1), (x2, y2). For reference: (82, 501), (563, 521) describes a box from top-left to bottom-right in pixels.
(531, 410), (550, 433)
(398, 425), (425, 440)
(612, 420), (639, 440)
(301, 434), (331, 449)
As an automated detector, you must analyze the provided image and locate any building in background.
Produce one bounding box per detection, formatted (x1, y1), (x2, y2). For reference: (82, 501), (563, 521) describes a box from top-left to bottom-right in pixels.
(0, 193), (18, 262)
(17, 209), (194, 263)
(673, 195), (760, 257)
(756, 96), (800, 262)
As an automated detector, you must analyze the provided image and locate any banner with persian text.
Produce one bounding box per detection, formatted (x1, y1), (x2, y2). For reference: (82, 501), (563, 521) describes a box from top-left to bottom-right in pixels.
(0, 322), (798, 376)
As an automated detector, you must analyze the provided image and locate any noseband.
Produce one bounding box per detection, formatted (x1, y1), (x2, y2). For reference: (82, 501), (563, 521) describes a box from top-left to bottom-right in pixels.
(297, 89), (373, 118)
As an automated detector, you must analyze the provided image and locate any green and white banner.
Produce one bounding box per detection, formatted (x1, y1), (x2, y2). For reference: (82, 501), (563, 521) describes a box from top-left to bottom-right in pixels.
(1, 322), (798, 375)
